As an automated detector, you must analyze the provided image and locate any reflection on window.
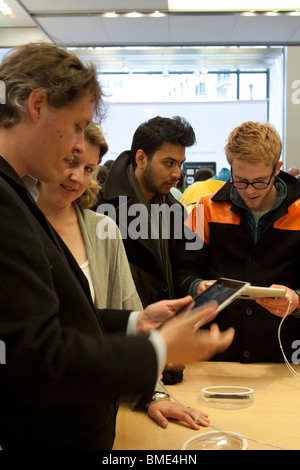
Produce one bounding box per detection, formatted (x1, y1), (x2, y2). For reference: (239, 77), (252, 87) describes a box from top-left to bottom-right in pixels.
(99, 71), (267, 102)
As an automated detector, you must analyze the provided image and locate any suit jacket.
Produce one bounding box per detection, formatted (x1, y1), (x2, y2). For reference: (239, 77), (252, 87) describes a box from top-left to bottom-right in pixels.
(0, 156), (157, 449)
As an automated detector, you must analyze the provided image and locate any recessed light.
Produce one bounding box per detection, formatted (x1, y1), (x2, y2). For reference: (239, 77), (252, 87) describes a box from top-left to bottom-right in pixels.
(150, 11), (166, 17)
(125, 11), (143, 18)
(168, 1), (300, 13)
(0, 0), (16, 17)
(102, 12), (119, 18)
(241, 11), (257, 16)
(287, 10), (300, 15)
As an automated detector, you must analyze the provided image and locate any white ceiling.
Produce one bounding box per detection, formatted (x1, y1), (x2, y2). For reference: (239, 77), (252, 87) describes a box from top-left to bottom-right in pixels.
(0, 0), (298, 72)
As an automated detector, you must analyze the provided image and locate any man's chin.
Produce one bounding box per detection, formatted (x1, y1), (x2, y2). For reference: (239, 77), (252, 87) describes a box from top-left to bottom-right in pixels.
(242, 195), (261, 210)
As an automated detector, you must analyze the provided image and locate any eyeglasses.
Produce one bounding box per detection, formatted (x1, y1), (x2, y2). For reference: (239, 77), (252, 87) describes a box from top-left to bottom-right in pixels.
(230, 166), (276, 190)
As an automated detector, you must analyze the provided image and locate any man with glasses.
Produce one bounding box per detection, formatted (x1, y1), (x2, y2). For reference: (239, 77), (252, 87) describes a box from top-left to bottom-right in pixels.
(175, 121), (300, 363)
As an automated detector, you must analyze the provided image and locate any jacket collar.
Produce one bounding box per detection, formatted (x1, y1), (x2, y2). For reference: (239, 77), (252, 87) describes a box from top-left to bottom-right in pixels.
(102, 151), (134, 201)
(0, 154), (26, 188)
(0, 155), (42, 210)
(0, 155), (96, 308)
(212, 170), (300, 207)
(102, 150), (179, 208)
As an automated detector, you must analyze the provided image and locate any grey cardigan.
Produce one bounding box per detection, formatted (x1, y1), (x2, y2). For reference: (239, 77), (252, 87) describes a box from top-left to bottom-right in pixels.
(75, 204), (143, 311)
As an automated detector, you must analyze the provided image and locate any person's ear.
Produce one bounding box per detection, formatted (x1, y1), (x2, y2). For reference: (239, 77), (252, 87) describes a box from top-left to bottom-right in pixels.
(275, 161), (283, 175)
(135, 149), (148, 169)
(27, 88), (47, 123)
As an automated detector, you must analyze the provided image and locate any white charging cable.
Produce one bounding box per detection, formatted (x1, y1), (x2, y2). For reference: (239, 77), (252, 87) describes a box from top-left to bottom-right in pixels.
(164, 384), (293, 450)
(161, 295), (299, 450)
(278, 294), (300, 378)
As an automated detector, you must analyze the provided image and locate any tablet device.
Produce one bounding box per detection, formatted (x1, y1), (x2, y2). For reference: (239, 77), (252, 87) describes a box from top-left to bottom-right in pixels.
(205, 282), (286, 299)
(238, 286), (286, 299)
(193, 278), (250, 314)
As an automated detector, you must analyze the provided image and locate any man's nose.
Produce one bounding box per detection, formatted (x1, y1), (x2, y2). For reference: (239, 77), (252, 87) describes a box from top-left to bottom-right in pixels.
(74, 132), (85, 155)
(171, 165), (181, 179)
(70, 167), (84, 184)
(245, 183), (256, 194)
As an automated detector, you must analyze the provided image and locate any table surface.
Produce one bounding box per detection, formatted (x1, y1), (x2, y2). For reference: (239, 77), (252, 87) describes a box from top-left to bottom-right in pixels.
(113, 362), (300, 451)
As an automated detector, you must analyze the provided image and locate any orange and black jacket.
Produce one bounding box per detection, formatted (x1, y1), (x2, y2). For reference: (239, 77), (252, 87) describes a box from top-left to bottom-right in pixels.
(174, 170), (300, 363)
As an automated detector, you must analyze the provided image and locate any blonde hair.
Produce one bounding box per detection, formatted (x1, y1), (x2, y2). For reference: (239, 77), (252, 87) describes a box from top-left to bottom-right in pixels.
(225, 121), (282, 167)
(76, 123), (108, 209)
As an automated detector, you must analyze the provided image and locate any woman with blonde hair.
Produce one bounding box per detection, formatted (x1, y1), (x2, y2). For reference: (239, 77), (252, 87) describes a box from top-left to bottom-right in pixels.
(37, 122), (212, 431)
(38, 122), (141, 311)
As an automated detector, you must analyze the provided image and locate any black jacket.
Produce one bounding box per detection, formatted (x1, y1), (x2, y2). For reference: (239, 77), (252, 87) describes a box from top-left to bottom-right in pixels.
(0, 156), (157, 449)
(175, 171), (300, 363)
(94, 151), (185, 307)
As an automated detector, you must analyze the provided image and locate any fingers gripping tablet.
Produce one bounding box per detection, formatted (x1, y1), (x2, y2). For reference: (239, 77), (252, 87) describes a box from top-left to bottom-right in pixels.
(205, 282), (287, 300)
(193, 278), (250, 314)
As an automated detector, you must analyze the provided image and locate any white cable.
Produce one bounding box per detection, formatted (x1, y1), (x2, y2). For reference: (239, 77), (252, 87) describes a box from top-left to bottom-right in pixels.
(207, 423), (292, 450)
(278, 294), (300, 378)
(161, 297), (299, 451)
(162, 384), (293, 450)
(161, 295), (299, 450)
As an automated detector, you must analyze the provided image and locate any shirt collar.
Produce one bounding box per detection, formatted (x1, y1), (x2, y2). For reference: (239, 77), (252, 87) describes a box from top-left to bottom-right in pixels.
(22, 174), (39, 202)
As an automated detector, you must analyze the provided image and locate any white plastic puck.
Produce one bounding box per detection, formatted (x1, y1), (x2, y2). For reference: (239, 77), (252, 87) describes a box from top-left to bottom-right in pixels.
(201, 386), (254, 409)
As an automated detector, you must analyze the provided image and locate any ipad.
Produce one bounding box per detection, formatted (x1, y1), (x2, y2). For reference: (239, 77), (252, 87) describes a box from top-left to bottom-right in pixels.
(205, 282), (286, 299)
(193, 278), (250, 314)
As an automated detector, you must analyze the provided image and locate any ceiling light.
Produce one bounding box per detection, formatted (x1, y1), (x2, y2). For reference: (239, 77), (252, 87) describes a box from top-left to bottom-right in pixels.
(201, 64), (209, 74)
(264, 10), (279, 15)
(125, 11), (143, 18)
(102, 12), (119, 18)
(0, 0), (16, 18)
(150, 11), (166, 17)
(168, 1), (300, 12)
(241, 11), (257, 16)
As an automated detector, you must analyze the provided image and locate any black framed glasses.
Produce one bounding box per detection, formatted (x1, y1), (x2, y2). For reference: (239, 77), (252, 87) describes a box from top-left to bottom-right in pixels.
(230, 166), (276, 190)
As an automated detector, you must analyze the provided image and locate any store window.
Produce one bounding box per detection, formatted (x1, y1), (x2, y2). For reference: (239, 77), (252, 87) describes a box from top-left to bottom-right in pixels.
(99, 71), (268, 103)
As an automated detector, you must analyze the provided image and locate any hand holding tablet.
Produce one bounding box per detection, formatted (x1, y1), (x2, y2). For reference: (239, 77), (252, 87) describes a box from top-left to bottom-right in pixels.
(204, 281), (287, 300)
(194, 278), (250, 314)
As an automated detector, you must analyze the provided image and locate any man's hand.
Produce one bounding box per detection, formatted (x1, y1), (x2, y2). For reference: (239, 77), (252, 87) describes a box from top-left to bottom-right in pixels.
(136, 296), (194, 335)
(147, 400), (210, 430)
(256, 284), (299, 317)
(160, 301), (234, 365)
(197, 280), (216, 295)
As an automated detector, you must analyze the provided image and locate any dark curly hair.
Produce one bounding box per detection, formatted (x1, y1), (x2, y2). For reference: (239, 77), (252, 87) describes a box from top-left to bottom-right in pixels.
(130, 115), (196, 168)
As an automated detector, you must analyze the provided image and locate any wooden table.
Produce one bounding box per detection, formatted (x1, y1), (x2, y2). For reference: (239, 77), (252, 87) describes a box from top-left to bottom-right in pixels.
(113, 362), (300, 451)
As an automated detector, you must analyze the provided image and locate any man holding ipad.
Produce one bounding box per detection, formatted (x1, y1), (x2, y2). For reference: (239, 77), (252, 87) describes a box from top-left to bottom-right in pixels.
(175, 121), (300, 363)
(0, 42), (234, 450)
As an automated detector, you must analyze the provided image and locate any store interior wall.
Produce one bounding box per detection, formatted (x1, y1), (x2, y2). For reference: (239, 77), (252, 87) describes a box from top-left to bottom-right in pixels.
(0, 45), (293, 172)
(285, 46), (300, 172)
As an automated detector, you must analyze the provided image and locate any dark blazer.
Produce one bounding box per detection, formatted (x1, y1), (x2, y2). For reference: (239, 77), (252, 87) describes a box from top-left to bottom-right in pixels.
(0, 156), (157, 450)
